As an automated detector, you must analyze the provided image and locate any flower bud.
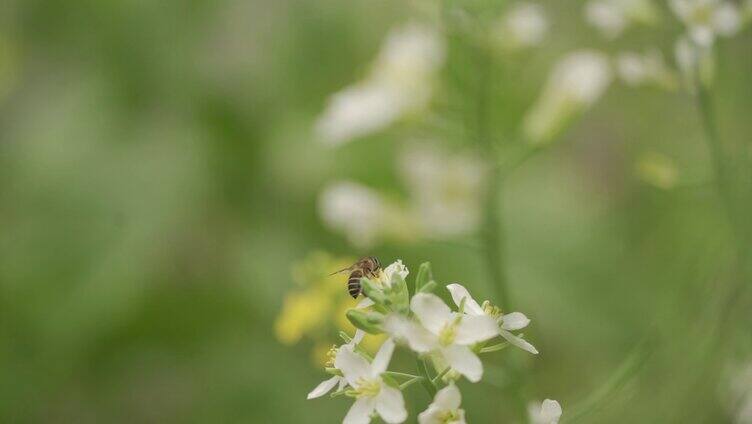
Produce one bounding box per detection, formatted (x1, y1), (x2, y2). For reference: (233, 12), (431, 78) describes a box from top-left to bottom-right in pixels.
(346, 309), (385, 334)
(361, 278), (389, 305)
(418, 280), (438, 293)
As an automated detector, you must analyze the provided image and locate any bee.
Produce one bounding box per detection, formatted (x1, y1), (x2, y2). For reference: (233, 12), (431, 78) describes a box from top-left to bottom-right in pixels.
(330, 256), (382, 299)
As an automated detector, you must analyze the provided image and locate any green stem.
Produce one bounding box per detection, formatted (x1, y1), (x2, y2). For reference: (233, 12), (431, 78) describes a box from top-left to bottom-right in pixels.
(473, 38), (530, 424)
(384, 371), (421, 380)
(561, 339), (652, 423)
(479, 342), (510, 354)
(696, 83), (736, 231)
(431, 367), (452, 385)
(474, 48), (511, 311)
(416, 358), (437, 397)
(695, 81), (752, 321)
(399, 377), (426, 390)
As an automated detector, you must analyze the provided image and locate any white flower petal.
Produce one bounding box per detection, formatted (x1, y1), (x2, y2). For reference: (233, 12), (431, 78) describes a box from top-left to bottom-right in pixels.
(442, 344), (483, 383)
(352, 329), (366, 345)
(411, 293), (453, 335)
(375, 385), (407, 423)
(454, 314), (499, 345)
(418, 405), (442, 424)
(335, 346), (373, 385)
(713, 2), (741, 36)
(383, 260), (409, 285)
(371, 338), (396, 375)
(445, 283), (485, 316)
(383, 314), (438, 353)
(501, 312), (531, 331)
(540, 399), (562, 423)
(307, 376), (341, 399)
(433, 383), (462, 410)
(500, 329), (539, 354)
(344, 397), (376, 424)
(356, 298), (375, 309)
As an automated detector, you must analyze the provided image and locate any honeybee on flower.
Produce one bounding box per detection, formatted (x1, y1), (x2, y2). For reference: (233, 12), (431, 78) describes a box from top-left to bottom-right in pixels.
(306, 258), (560, 423)
(275, 252), (386, 364)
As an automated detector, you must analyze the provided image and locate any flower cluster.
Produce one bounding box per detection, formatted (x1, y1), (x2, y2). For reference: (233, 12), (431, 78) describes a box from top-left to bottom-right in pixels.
(307, 259), (561, 423)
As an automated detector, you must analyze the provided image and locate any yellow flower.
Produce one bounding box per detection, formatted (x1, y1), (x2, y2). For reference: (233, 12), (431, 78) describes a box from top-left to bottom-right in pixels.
(275, 290), (332, 345)
(277, 251), (390, 365)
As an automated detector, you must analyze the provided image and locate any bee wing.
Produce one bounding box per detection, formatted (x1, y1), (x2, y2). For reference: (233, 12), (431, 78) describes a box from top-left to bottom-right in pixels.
(328, 266), (353, 276)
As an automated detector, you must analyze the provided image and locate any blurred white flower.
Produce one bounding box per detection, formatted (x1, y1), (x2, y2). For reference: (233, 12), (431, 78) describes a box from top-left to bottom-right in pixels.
(446, 283), (538, 354)
(523, 50), (612, 144)
(586, 1), (627, 38)
(307, 330), (366, 399)
(335, 338), (407, 424)
(670, 0), (741, 46)
(399, 143), (484, 238)
(528, 399), (563, 424)
(585, 0), (660, 38)
(315, 23), (445, 146)
(318, 181), (410, 248)
(492, 2), (549, 51)
(616, 49), (678, 90)
(674, 35), (715, 89)
(726, 361), (752, 423)
(418, 384), (466, 424)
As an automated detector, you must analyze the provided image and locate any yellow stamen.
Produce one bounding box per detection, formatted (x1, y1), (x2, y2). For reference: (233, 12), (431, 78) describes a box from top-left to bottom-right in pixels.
(347, 378), (381, 398)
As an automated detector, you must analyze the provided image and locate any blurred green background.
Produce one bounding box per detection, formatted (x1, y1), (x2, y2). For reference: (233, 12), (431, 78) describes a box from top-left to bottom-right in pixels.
(1, 0), (751, 423)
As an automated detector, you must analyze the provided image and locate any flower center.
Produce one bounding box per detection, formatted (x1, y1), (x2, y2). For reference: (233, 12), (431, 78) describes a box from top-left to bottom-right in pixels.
(438, 409), (462, 423)
(348, 378), (381, 398)
(324, 345), (338, 368)
(481, 300), (503, 320)
(374, 269), (388, 288)
(439, 315), (463, 346)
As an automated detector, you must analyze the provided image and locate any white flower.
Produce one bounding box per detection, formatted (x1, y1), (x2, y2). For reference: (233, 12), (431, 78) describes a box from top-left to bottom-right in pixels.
(616, 49), (678, 90)
(357, 260), (410, 308)
(318, 181), (408, 248)
(307, 330), (366, 399)
(446, 283), (538, 355)
(315, 23), (445, 146)
(670, 0), (741, 46)
(493, 2), (549, 51)
(523, 50), (612, 144)
(335, 338), (407, 424)
(585, 1), (627, 38)
(403, 293), (499, 382)
(585, 0), (659, 38)
(528, 399), (563, 424)
(674, 35), (715, 88)
(382, 260), (409, 286)
(418, 384), (466, 424)
(399, 143), (484, 238)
